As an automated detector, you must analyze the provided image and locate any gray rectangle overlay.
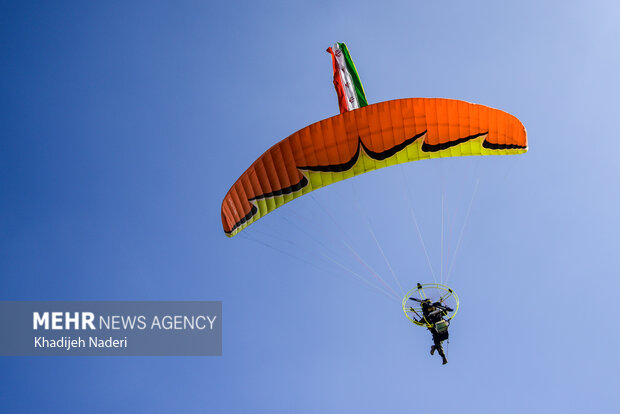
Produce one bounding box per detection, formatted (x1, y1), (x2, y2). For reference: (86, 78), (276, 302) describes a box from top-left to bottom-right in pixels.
(0, 301), (222, 356)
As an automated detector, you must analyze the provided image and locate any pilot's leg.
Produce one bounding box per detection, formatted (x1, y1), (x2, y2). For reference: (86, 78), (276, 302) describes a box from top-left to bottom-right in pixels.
(433, 336), (448, 365)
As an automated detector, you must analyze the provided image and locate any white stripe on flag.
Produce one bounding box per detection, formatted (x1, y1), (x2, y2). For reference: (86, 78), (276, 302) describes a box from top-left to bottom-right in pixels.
(332, 43), (360, 111)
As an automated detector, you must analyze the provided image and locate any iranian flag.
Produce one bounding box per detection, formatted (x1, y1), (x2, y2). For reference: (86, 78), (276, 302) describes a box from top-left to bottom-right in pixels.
(326, 43), (368, 114)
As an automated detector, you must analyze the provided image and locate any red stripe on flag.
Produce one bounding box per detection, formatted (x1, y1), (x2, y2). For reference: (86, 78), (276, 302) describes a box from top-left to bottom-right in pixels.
(326, 47), (348, 114)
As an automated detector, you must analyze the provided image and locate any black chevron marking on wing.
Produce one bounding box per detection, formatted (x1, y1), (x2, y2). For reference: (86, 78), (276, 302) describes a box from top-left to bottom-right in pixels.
(482, 140), (527, 150)
(359, 130), (427, 160)
(228, 176), (310, 233)
(298, 130), (427, 172)
(227, 204), (258, 235)
(297, 141), (363, 173)
(249, 176), (309, 201)
(421, 132), (488, 152)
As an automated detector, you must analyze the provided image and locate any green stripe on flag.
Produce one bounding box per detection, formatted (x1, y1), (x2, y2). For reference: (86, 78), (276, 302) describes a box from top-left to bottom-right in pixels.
(338, 43), (368, 107)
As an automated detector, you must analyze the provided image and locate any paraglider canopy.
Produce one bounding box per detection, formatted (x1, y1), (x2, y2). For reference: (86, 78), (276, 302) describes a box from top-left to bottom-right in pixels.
(221, 98), (527, 237)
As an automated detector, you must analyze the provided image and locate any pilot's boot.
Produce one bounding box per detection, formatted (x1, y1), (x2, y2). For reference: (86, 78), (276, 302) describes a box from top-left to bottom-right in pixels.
(430, 345), (436, 355)
(442, 356), (448, 365)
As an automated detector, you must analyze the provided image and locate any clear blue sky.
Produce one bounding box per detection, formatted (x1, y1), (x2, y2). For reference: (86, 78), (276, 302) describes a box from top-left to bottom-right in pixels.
(2, 1), (619, 412)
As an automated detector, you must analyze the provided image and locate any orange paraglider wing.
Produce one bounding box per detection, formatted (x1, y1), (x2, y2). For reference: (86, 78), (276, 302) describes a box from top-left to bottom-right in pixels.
(221, 98), (527, 237)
